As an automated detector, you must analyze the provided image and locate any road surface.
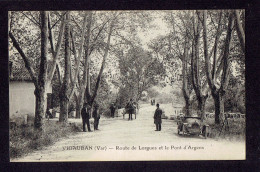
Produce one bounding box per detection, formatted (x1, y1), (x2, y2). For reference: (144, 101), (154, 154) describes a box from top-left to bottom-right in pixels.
(12, 104), (245, 161)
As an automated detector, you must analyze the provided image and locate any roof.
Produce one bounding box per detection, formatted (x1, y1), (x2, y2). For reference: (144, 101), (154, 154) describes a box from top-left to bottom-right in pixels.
(9, 62), (33, 82)
(9, 60), (57, 82)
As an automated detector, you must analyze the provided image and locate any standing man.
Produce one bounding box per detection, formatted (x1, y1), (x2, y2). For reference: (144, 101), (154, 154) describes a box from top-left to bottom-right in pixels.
(93, 104), (100, 130)
(110, 103), (116, 118)
(86, 104), (92, 132)
(154, 103), (162, 131)
(81, 103), (88, 132)
(81, 103), (92, 132)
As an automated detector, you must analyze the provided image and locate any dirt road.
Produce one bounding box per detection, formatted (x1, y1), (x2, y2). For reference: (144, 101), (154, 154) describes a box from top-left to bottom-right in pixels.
(12, 104), (245, 161)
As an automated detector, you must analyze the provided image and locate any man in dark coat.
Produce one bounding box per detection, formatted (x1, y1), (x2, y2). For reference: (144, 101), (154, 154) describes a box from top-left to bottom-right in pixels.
(86, 105), (92, 132)
(126, 99), (134, 120)
(154, 103), (162, 131)
(110, 103), (116, 118)
(81, 103), (88, 132)
(93, 104), (100, 130)
(81, 103), (92, 132)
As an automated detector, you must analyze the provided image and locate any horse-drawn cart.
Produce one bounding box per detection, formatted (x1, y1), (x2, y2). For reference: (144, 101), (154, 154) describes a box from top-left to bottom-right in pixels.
(123, 106), (138, 119)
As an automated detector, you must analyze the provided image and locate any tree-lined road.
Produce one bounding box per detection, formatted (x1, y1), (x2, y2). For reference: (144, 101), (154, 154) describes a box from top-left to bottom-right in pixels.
(12, 104), (245, 161)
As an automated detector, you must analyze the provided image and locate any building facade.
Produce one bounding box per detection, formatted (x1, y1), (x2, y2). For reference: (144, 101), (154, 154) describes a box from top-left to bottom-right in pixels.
(9, 62), (52, 117)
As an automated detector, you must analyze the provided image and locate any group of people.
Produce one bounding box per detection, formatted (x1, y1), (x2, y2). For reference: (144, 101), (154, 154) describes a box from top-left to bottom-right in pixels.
(81, 101), (119, 132)
(80, 100), (163, 132)
(81, 103), (100, 132)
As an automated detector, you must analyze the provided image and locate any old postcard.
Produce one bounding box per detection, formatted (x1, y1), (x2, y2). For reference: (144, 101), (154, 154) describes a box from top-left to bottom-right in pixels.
(9, 10), (245, 161)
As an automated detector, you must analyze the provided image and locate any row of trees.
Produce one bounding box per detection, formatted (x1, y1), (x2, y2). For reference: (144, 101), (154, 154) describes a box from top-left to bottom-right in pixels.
(9, 10), (245, 129)
(9, 11), (123, 129)
(9, 11), (164, 130)
(149, 10), (245, 124)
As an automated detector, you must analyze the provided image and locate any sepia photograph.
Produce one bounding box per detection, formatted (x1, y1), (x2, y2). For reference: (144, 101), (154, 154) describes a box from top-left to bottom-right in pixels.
(8, 10), (246, 161)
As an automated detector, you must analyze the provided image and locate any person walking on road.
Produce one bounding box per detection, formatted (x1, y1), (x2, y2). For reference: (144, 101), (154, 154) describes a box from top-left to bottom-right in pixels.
(93, 104), (100, 130)
(154, 103), (162, 131)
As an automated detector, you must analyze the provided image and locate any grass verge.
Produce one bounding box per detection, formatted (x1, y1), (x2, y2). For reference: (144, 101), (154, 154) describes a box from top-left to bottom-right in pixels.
(208, 119), (245, 141)
(10, 119), (81, 159)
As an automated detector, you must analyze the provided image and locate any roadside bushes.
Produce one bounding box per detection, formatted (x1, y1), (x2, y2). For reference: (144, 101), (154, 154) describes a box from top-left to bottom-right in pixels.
(207, 119), (245, 140)
(10, 120), (81, 159)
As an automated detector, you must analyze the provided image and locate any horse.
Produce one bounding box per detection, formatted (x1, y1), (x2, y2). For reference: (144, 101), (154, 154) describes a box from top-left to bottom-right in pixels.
(123, 103), (139, 119)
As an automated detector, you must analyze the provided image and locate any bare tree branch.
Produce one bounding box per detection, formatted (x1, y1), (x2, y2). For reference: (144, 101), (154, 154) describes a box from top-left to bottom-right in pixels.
(212, 11), (223, 82)
(9, 32), (38, 88)
(47, 14), (65, 81)
(21, 11), (41, 28)
(91, 18), (115, 104)
(69, 12), (89, 100)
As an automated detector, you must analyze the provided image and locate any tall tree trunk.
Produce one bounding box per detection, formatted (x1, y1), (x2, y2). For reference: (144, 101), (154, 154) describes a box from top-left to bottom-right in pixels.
(212, 91), (225, 124)
(75, 93), (82, 119)
(191, 11), (208, 120)
(59, 12), (71, 122)
(234, 10), (245, 54)
(197, 96), (207, 120)
(34, 88), (46, 129)
(76, 12), (112, 118)
(68, 13), (89, 101)
(76, 93), (85, 119)
(77, 11), (93, 114)
(182, 40), (191, 116)
(184, 98), (191, 116)
(47, 13), (65, 82)
(59, 92), (68, 122)
(213, 93), (220, 124)
(202, 11), (233, 124)
(34, 11), (49, 129)
(216, 13), (234, 124)
(85, 62), (91, 103)
(87, 19), (115, 109)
